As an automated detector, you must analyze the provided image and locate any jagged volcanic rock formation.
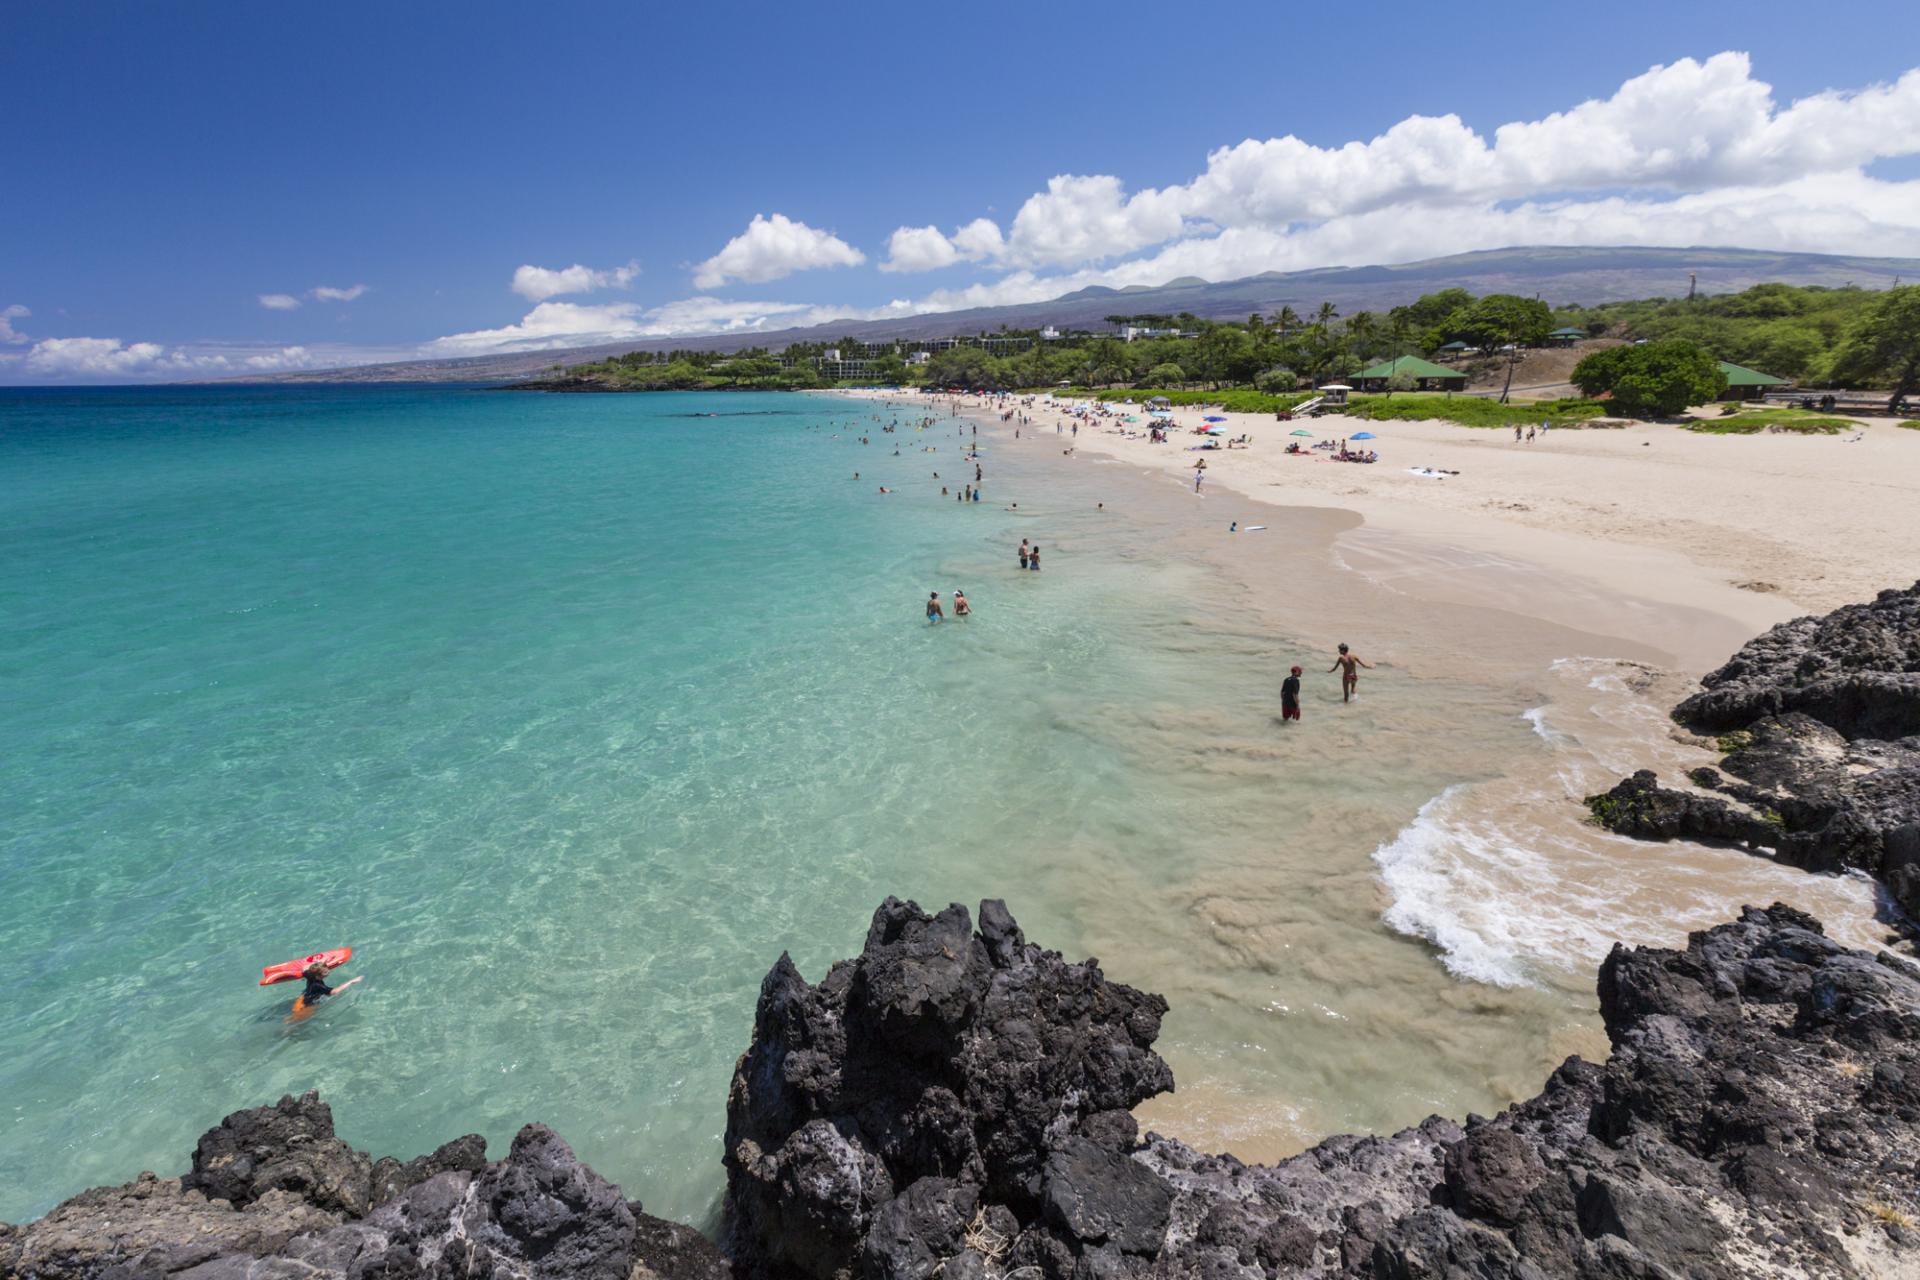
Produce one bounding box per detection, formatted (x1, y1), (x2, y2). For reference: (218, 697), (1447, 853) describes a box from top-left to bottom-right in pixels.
(0, 1092), (728, 1280)
(725, 897), (1920, 1279)
(11, 897), (1920, 1278)
(1586, 582), (1920, 914)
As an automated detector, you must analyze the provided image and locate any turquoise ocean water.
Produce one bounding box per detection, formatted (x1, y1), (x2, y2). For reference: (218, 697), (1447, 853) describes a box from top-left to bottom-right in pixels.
(16, 384), (1824, 1227)
(0, 385), (1402, 1222)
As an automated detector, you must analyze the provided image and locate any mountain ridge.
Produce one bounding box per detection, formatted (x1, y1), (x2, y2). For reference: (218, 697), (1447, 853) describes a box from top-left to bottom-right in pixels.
(218, 245), (1920, 385)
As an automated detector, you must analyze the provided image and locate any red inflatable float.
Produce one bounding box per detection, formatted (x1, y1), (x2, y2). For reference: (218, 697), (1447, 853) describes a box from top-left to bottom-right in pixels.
(259, 947), (353, 986)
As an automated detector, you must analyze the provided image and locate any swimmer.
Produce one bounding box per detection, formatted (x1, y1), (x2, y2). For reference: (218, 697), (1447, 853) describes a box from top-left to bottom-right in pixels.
(927, 592), (944, 622)
(1281, 665), (1302, 722)
(289, 961), (361, 1021)
(953, 590), (971, 618)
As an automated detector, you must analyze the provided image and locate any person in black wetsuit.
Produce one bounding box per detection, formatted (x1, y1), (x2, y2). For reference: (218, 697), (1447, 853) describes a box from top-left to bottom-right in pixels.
(293, 962), (361, 1017)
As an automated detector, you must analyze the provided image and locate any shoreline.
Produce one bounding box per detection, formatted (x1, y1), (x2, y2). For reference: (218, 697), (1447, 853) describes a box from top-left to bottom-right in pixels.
(830, 385), (1906, 1158)
(841, 388), (1920, 668)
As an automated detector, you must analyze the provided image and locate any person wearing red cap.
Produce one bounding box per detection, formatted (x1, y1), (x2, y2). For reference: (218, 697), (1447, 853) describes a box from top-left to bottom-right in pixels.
(1281, 665), (1303, 721)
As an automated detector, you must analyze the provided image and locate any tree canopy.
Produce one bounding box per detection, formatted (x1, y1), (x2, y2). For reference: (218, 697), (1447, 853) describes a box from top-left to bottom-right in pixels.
(1828, 285), (1920, 409)
(1571, 339), (1728, 417)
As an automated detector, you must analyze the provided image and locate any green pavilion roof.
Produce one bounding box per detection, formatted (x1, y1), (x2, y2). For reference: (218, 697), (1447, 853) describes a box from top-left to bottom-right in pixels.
(1356, 355), (1467, 381)
(1717, 360), (1790, 387)
(1548, 327), (1586, 337)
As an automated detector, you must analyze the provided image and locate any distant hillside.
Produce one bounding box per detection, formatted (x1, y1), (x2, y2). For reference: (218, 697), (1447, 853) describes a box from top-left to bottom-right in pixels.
(227, 246), (1920, 384)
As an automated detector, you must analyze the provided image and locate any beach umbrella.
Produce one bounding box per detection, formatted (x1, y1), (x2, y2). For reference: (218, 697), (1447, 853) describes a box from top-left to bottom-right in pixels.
(1351, 431), (1376, 440)
(1203, 415), (1228, 422)
(1124, 415), (1140, 422)
(1289, 428), (1313, 437)
(1204, 424), (1228, 434)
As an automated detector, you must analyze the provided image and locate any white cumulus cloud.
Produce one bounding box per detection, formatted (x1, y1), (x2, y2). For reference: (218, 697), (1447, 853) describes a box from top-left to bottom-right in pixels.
(692, 214), (865, 289)
(0, 304), (29, 344)
(510, 261), (641, 301)
(20, 337), (335, 380)
(880, 218), (1007, 273)
(311, 284), (369, 302)
(259, 293), (302, 310)
(24, 338), (171, 377)
(878, 53), (1920, 285)
(403, 54), (1920, 358)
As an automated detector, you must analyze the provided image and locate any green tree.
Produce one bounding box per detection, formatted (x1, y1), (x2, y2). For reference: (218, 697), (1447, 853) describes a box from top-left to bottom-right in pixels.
(1389, 288), (1474, 336)
(924, 346), (1001, 390)
(1571, 340), (1728, 417)
(1193, 326), (1255, 386)
(1829, 285), (1920, 409)
(1083, 337), (1128, 386)
(1146, 362), (1186, 387)
(1444, 294), (1554, 400)
(873, 355), (910, 385)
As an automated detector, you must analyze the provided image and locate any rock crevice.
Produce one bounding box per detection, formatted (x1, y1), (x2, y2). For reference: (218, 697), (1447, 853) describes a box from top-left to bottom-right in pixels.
(1588, 581), (1920, 915)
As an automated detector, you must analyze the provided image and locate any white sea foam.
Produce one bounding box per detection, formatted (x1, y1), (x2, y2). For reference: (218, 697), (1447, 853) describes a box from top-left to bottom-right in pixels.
(1374, 786), (1542, 988)
(1520, 705), (1569, 744)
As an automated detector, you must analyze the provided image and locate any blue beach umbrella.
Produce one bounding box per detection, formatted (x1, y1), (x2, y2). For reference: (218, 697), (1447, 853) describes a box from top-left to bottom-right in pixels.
(1203, 415), (1228, 422)
(1351, 431), (1377, 440)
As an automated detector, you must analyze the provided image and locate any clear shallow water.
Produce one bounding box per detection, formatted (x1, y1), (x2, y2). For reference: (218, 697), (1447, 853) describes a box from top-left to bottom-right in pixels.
(0, 386), (1887, 1224)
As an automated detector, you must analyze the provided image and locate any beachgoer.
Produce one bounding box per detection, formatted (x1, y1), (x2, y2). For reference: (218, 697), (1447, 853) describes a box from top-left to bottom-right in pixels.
(1327, 643), (1373, 702)
(1281, 665), (1302, 722)
(1028, 545), (1040, 572)
(290, 962), (362, 1020)
(972, 488), (981, 503)
(954, 590), (970, 618)
(1019, 539), (1030, 570)
(927, 592), (944, 622)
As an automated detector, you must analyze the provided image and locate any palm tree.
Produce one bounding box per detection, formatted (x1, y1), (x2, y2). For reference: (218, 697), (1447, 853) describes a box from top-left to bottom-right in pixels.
(1272, 305), (1301, 336)
(1315, 301), (1339, 329)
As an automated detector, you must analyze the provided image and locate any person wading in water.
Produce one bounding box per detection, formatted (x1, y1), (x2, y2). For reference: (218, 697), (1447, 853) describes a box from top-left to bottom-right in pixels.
(1328, 643), (1372, 703)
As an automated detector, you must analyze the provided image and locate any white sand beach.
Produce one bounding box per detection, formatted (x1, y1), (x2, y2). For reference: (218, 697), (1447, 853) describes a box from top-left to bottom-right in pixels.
(888, 392), (1920, 668)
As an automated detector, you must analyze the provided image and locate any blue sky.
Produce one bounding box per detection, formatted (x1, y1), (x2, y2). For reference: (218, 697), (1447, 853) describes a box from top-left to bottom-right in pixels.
(4, 0), (1919, 380)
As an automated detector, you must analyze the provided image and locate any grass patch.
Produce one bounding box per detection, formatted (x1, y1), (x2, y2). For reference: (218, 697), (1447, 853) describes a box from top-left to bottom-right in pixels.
(1867, 1200), (1916, 1230)
(1689, 404), (1859, 435)
(1715, 730), (1753, 754)
(1335, 394), (1606, 429)
(1079, 387), (1314, 414)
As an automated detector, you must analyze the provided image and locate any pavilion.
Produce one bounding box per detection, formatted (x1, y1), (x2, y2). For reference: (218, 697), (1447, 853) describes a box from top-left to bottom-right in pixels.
(1354, 355), (1469, 391)
(1717, 361), (1791, 401)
